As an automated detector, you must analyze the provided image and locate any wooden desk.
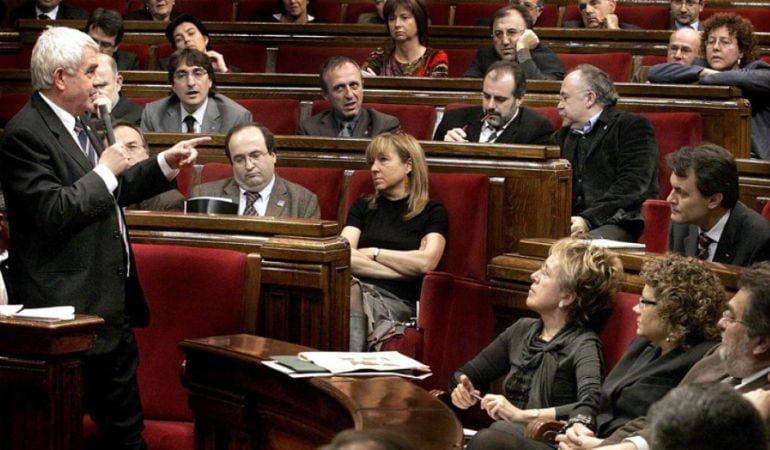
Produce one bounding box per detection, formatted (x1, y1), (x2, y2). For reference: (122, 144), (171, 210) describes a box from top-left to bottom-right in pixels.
(0, 315), (104, 450)
(179, 334), (463, 450)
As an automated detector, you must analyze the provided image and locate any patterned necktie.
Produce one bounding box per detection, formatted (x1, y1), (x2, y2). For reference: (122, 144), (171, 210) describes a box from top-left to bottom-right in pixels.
(183, 115), (196, 133)
(74, 119), (97, 166)
(339, 121), (353, 137)
(697, 232), (713, 260)
(484, 127), (502, 144)
(243, 192), (261, 216)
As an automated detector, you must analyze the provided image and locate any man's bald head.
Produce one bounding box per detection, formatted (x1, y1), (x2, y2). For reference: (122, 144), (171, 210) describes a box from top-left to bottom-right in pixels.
(667, 27), (702, 64)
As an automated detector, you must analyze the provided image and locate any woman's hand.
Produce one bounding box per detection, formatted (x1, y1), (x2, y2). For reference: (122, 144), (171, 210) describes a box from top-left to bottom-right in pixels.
(480, 394), (529, 422)
(699, 68), (719, 79)
(450, 374), (480, 409)
(555, 423), (604, 450)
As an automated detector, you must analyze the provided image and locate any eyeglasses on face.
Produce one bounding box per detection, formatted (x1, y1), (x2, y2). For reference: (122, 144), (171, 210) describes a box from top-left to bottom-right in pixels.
(721, 309), (745, 325)
(638, 297), (657, 307)
(173, 68), (208, 81)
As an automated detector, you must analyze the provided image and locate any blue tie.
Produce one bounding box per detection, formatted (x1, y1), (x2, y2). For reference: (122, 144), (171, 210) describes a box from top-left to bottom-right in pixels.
(74, 119), (97, 166)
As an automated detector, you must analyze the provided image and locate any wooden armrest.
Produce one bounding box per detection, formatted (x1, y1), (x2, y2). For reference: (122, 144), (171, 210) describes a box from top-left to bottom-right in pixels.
(526, 418), (566, 444)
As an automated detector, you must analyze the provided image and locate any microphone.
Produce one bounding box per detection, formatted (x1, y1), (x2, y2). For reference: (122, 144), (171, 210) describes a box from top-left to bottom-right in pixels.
(98, 104), (116, 146)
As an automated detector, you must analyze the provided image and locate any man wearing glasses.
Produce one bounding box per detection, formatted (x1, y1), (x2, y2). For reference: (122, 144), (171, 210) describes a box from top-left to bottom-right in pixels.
(464, 5), (563, 80)
(585, 262), (770, 450)
(191, 123), (320, 218)
(140, 48), (251, 133)
(85, 8), (140, 71)
(670, 0), (704, 30)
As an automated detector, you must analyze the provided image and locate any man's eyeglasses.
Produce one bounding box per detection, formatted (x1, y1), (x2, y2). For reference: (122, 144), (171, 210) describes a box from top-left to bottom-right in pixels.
(639, 297), (657, 307)
(173, 68), (208, 81)
(721, 309), (745, 325)
(232, 150), (270, 166)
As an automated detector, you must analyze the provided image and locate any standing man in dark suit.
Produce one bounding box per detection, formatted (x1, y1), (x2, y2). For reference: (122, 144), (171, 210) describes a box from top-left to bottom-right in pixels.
(140, 48), (252, 133)
(562, 0), (640, 29)
(10, 0), (87, 25)
(579, 261), (770, 450)
(299, 56), (400, 138)
(666, 144), (770, 266)
(464, 5), (564, 80)
(435, 60), (553, 144)
(555, 64), (659, 242)
(191, 123), (321, 218)
(85, 8), (141, 71)
(0, 26), (209, 450)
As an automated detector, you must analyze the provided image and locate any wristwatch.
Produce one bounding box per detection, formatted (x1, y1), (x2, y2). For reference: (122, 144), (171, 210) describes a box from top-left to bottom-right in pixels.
(372, 248), (380, 261)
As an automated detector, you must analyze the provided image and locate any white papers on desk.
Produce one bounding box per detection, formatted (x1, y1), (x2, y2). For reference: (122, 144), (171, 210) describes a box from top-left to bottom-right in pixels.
(0, 305), (76, 320)
(582, 239), (646, 250)
(298, 351), (431, 374)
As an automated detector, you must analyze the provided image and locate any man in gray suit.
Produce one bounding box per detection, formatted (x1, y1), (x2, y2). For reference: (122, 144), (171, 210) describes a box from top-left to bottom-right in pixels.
(191, 123), (320, 218)
(140, 48), (251, 134)
(298, 56), (400, 138)
(667, 144), (770, 266)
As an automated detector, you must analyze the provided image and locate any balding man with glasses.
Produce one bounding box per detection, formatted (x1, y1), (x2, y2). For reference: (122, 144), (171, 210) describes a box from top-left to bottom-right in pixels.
(140, 48), (251, 134)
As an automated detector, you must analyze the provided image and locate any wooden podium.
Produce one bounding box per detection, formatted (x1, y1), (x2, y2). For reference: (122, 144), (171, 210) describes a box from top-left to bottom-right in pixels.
(0, 314), (103, 450)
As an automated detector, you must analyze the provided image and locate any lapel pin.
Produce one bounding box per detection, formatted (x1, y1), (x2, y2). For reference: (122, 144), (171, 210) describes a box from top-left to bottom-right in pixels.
(277, 200), (285, 207)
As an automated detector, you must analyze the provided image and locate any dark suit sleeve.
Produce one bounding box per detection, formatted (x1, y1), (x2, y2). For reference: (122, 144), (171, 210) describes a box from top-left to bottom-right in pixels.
(647, 62), (705, 84)
(463, 50), (486, 78)
(528, 110), (556, 145)
(519, 45), (565, 81)
(297, 119), (311, 135)
(699, 62), (770, 95)
(433, 108), (468, 141)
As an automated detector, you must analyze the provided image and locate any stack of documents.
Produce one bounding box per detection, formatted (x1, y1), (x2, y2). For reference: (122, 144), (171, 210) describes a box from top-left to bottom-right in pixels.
(0, 305), (76, 321)
(265, 351), (432, 380)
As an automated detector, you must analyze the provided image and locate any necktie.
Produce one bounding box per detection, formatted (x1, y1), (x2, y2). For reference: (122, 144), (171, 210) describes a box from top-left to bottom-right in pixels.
(339, 121), (353, 137)
(74, 119), (98, 166)
(183, 115), (196, 133)
(697, 232), (713, 260)
(37, 13), (50, 20)
(484, 127), (502, 144)
(243, 192), (261, 216)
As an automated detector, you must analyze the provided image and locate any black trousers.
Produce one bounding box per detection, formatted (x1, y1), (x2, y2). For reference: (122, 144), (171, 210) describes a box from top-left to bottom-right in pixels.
(83, 325), (147, 450)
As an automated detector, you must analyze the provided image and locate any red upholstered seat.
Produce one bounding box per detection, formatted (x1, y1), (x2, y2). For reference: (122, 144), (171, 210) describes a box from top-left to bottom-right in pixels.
(454, 2), (508, 26)
(427, 3), (450, 25)
(0, 93), (31, 124)
(175, 0), (234, 21)
(119, 44), (151, 70)
(197, 163), (344, 220)
(702, 8), (770, 32)
(235, 99), (300, 135)
(276, 45), (374, 74)
(85, 244), (250, 450)
(236, 0), (275, 20)
(176, 166), (195, 198)
(127, 97), (160, 107)
(68, 0), (128, 14)
(344, 170), (493, 390)
(310, 100), (437, 140)
(444, 48), (478, 77)
(530, 106), (562, 130)
(641, 54), (667, 66)
(763, 202), (770, 222)
(0, 45), (33, 70)
(599, 291), (639, 374)
(614, 5), (670, 29)
(557, 52), (633, 82)
(640, 199), (671, 253)
(314, 0), (343, 22)
(216, 43), (267, 73)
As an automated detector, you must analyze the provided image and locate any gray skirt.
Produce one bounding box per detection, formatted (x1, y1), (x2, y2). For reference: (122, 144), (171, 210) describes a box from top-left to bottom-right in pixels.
(353, 277), (416, 351)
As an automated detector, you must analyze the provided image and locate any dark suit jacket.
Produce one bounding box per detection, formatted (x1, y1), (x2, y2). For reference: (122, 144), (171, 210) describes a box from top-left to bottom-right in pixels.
(433, 106), (554, 144)
(668, 201), (770, 266)
(0, 92), (176, 354)
(554, 107), (659, 232)
(140, 93), (253, 133)
(576, 337), (716, 437)
(112, 94), (143, 125)
(298, 107), (400, 138)
(463, 45), (565, 80)
(114, 50), (140, 71)
(190, 175), (321, 219)
(127, 189), (185, 211)
(602, 344), (769, 445)
(10, 2), (88, 24)
(562, 19), (640, 29)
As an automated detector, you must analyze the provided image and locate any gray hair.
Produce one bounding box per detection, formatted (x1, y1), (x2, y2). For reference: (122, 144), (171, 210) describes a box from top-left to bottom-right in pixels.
(570, 64), (618, 107)
(31, 27), (99, 91)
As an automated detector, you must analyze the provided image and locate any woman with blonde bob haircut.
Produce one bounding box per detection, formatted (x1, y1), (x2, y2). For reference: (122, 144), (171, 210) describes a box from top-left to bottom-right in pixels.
(341, 133), (448, 351)
(451, 238), (622, 448)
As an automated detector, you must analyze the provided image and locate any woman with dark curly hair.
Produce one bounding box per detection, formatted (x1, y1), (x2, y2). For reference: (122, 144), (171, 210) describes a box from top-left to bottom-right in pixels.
(648, 13), (770, 159)
(361, 0), (449, 77)
(554, 253), (725, 450)
(450, 238), (623, 449)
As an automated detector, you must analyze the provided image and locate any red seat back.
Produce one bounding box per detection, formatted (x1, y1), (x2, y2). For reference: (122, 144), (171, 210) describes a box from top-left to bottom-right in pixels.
(68, 0), (128, 14)
(127, 97), (159, 107)
(311, 100), (436, 140)
(557, 52), (633, 82)
(276, 45), (373, 74)
(762, 201), (770, 222)
(614, 5), (670, 29)
(236, 0), (275, 20)
(217, 43), (267, 73)
(346, 2), (378, 23)
(0, 45), (33, 70)
(313, 0), (343, 22)
(344, 170), (489, 279)
(427, 2), (450, 25)
(199, 162), (233, 184)
(454, 2), (506, 26)
(537, 4), (559, 27)
(640, 198), (671, 252)
(702, 8), (770, 32)
(133, 244), (248, 421)
(599, 291), (639, 374)
(176, 166), (195, 198)
(235, 99), (300, 135)
(641, 54), (667, 66)
(530, 106), (563, 130)
(175, 0), (234, 21)
(0, 93), (31, 124)
(444, 48), (478, 77)
(118, 44), (151, 70)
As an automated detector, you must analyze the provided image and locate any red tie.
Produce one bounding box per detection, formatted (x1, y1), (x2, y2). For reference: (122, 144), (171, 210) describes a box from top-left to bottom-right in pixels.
(697, 232), (713, 260)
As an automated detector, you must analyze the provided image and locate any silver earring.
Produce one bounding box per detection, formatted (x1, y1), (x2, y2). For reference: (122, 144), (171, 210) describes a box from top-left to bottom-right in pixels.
(558, 301), (564, 308)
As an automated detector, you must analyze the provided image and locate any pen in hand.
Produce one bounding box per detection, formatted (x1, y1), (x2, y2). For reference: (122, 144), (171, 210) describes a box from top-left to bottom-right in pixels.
(470, 391), (484, 401)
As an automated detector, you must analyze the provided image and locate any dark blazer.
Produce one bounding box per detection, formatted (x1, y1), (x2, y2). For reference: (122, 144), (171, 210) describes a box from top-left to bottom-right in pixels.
(577, 337), (716, 437)
(190, 175), (321, 219)
(463, 45), (565, 80)
(127, 189), (185, 211)
(298, 107), (400, 138)
(140, 93), (253, 133)
(433, 106), (554, 144)
(668, 201), (770, 266)
(554, 107), (659, 232)
(562, 19), (640, 29)
(0, 92), (176, 354)
(10, 2), (88, 24)
(112, 94), (143, 125)
(114, 50), (140, 71)
(602, 344), (769, 445)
